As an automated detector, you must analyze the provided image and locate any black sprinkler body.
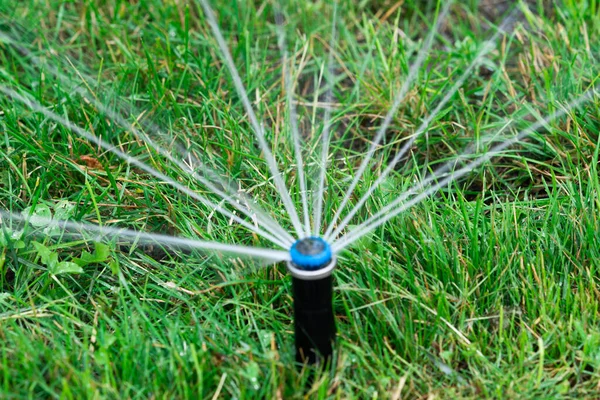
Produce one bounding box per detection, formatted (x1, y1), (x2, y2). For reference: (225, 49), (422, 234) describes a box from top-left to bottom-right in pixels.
(287, 237), (336, 365)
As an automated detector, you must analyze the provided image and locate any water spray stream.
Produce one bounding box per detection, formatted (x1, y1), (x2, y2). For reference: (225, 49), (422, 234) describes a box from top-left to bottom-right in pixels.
(0, 31), (295, 246)
(332, 87), (599, 252)
(323, 1), (453, 240)
(326, 11), (516, 241)
(78, 84), (294, 245)
(313, 2), (338, 237)
(0, 86), (290, 249)
(0, 211), (290, 262)
(275, 12), (311, 237)
(197, 0), (305, 238)
(178, 149), (295, 244)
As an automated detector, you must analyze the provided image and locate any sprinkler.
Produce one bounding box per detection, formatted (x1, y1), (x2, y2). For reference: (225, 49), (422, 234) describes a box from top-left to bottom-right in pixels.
(287, 237), (336, 365)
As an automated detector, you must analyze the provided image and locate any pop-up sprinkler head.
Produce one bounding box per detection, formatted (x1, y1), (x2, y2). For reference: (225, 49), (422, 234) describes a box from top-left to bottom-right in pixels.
(288, 237), (335, 280)
(287, 237), (336, 365)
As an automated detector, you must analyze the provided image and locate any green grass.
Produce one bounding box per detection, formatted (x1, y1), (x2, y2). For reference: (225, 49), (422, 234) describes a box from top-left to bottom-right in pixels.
(1, 0), (600, 398)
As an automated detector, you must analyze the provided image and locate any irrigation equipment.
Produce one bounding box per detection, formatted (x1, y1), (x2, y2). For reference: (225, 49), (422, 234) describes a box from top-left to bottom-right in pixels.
(287, 237), (336, 364)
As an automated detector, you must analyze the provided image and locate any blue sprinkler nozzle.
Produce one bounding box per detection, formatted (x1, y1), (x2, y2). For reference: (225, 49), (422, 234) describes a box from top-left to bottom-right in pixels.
(289, 237), (332, 270)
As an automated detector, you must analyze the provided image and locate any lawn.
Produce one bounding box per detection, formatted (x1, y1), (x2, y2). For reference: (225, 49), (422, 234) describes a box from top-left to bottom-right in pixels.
(1, 0), (600, 398)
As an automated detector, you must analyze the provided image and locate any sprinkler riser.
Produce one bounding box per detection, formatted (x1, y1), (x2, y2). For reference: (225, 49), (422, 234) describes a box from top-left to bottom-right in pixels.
(288, 257), (336, 365)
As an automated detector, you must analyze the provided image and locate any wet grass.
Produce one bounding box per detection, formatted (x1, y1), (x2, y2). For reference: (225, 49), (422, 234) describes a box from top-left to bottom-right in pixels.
(1, 0), (600, 398)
